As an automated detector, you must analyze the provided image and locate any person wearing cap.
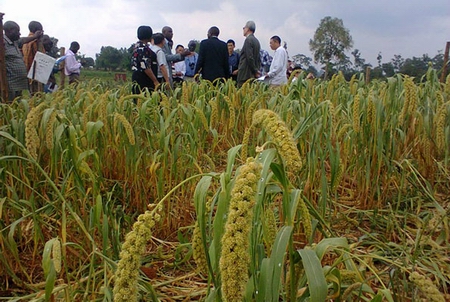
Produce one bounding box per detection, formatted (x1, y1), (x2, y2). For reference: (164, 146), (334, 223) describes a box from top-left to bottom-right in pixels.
(237, 20), (261, 87)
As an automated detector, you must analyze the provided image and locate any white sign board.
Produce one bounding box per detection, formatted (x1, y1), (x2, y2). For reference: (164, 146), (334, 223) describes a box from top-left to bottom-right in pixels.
(27, 51), (56, 84)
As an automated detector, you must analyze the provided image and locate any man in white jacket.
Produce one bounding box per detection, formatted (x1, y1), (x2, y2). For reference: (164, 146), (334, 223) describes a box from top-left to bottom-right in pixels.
(264, 36), (288, 86)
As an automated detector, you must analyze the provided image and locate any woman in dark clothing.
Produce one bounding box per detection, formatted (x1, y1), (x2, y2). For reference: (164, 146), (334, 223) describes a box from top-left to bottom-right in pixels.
(131, 26), (159, 95)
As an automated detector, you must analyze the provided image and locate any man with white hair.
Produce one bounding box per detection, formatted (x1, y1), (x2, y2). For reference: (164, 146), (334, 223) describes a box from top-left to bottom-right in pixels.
(237, 20), (261, 87)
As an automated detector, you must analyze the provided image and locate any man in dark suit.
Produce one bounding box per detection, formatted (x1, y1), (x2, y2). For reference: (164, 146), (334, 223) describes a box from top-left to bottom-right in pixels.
(194, 26), (230, 82)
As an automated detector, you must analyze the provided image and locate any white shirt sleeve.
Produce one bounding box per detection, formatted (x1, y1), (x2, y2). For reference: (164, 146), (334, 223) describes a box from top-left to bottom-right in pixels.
(268, 48), (285, 78)
(65, 52), (81, 75)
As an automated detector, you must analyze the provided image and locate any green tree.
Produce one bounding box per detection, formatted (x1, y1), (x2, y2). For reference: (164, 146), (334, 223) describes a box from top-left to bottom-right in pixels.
(309, 16), (353, 79)
(291, 53), (318, 76)
(400, 55), (430, 80)
(351, 49), (368, 72)
(371, 62), (395, 80)
(95, 46), (124, 70)
(81, 56), (95, 68)
(391, 54), (404, 73)
(432, 52), (444, 69)
(123, 45), (134, 71)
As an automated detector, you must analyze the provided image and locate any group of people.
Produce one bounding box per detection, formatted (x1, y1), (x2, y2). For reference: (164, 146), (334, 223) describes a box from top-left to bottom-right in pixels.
(2, 20), (81, 102)
(2, 19), (293, 102)
(131, 20), (290, 94)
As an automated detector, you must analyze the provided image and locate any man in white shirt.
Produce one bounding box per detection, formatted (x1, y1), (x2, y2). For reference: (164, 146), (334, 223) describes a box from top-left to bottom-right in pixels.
(150, 33), (171, 87)
(264, 36), (288, 86)
(173, 44), (186, 86)
(64, 41), (82, 85)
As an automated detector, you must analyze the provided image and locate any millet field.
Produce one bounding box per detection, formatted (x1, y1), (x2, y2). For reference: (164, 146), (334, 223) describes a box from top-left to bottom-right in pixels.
(0, 70), (449, 301)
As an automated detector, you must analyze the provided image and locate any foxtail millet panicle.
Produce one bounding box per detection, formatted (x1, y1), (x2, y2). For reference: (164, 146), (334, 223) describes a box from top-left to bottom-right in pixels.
(251, 109), (302, 177)
(219, 157), (262, 302)
(113, 205), (162, 302)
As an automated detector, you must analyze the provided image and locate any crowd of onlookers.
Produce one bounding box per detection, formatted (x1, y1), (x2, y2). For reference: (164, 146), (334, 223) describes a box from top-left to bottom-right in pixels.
(2, 19), (305, 103)
(131, 20), (296, 94)
(2, 20), (81, 102)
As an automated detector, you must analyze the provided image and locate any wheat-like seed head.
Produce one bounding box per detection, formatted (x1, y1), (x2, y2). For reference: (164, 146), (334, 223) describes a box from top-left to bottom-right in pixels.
(297, 195), (312, 240)
(342, 282), (363, 301)
(246, 99), (260, 126)
(114, 113), (136, 145)
(97, 96), (108, 127)
(409, 271), (445, 302)
(349, 74), (357, 95)
(45, 111), (57, 150)
(436, 91), (444, 109)
(405, 77), (418, 117)
(25, 102), (47, 159)
(340, 269), (359, 284)
(435, 103), (447, 155)
(219, 157), (261, 302)
(327, 100), (336, 132)
(224, 96), (235, 130)
(423, 137), (432, 166)
(113, 207), (162, 302)
(252, 109), (302, 180)
(192, 221), (208, 274)
(331, 163), (344, 192)
(240, 127), (252, 161)
(445, 74), (450, 97)
(52, 237), (62, 273)
(194, 106), (209, 131)
(82, 103), (94, 130)
(182, 81), (189, 105)
(326, 76), (335, 100)
(262, 205), (277, 253)
(209, 98), (218, 129)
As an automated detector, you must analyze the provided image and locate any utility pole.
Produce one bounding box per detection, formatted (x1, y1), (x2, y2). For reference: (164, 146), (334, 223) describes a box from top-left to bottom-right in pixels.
(440, 41), (450, 83)
(0, 13), (8, 102)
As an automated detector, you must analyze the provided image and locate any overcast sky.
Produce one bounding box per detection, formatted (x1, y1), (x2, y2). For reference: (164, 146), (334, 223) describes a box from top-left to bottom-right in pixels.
(2, 0), (449, 66)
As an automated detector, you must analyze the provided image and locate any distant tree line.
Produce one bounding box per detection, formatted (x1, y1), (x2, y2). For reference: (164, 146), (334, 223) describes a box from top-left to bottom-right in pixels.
(95, 45), (132, 71)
